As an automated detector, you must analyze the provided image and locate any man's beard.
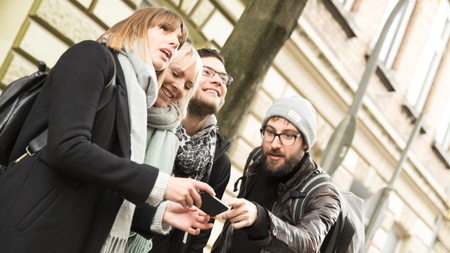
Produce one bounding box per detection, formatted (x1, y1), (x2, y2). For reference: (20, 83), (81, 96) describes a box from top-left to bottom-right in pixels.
(262, 147), (304, 178)
(188, 96), (220, 117)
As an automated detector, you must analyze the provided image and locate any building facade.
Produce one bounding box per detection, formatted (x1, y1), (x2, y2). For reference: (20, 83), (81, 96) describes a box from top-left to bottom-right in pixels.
(1, 0), (449, 252)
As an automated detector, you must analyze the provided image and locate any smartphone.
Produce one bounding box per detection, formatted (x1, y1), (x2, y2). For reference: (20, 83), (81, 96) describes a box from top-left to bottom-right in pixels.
(199, 191), (229, 216)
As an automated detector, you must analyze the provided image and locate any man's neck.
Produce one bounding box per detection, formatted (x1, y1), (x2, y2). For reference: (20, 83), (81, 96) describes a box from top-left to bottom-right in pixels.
(182, 114), (212, 136)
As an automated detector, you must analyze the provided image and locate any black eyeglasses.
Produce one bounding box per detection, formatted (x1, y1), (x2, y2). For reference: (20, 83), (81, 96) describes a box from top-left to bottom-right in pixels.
(260, 128), (302, 146)
(202, 66), (233, 86)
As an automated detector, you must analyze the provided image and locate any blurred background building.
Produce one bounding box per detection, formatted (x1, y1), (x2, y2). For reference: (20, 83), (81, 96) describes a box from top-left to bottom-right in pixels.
(1, 0), (449, 252)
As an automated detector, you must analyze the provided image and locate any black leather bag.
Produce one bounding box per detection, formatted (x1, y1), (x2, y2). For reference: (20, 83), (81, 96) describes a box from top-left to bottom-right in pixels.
(0, 61), (47, 168)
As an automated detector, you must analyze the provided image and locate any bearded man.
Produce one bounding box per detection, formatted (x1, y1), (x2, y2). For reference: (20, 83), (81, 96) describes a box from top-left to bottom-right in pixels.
(212, 96), (341, 253)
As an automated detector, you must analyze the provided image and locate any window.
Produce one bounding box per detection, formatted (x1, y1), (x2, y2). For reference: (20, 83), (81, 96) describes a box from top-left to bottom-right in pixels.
(322, 0), (357, 37)
(336, 0), (355, 11)
(436, 102), (450, 149)
(370, 0), (416, 91)
(374, 0), (416, 68)
(433, 100), (450, 168)
(383, 227), (403, 253)
(406, 3), (450, 113)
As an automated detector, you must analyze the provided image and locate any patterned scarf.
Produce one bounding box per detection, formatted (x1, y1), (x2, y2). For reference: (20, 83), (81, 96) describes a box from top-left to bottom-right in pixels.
(174, 115), (217, 182)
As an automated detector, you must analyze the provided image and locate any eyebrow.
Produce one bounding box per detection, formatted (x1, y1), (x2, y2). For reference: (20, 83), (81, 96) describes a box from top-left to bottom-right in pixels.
(265, 125), (298, 133)
(171, 66), (184, 75)
(203, 65), (227, 75)
(172, 66), (195, 88)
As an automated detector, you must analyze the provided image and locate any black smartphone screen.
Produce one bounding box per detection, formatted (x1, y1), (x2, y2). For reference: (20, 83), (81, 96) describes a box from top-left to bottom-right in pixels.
(199, 192), (229, 216)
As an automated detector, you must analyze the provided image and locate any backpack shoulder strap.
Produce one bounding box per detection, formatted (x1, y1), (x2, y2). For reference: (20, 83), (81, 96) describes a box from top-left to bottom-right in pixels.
(280, 172), (333, 204)
(280, 172), (336, 226)
(97, 49), (117, 109)
(245, 146), (262, 169)
(301, 173), (334, 195)
(233, 146), (262, 193)
(300, 173), (336, 216)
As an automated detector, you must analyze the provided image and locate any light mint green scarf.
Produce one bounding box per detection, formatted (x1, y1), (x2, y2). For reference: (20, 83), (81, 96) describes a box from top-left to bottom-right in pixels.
(126, 104), (182, 253)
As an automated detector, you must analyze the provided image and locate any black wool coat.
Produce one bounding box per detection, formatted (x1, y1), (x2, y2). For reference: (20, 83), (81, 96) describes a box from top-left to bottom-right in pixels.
(0, 41), (160, 253)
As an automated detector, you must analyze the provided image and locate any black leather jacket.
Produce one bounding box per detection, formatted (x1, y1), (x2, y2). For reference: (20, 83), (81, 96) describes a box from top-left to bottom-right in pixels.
(212, 147), (341, 253)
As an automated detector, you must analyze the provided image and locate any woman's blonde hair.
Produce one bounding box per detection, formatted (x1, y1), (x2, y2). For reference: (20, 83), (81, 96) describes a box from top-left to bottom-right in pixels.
(98, 7), (188, 62)
(162, 43), (202, 119)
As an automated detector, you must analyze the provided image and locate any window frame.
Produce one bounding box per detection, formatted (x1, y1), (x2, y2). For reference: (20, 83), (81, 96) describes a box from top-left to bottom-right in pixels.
(373, 0), (416, 68)
(406, 3), (450, 113)
(383, 225), (403, 253)
(336, 0), (356, 11)
(322, 0), (358, 38)
(369, 0), (416, 92)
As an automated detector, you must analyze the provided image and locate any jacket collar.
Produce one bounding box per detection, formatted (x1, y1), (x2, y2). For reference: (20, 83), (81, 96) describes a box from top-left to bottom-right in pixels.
(277, 153), (318, 195)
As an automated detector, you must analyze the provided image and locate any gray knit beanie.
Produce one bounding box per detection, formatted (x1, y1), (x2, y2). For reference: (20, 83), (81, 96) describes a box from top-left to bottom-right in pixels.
(261, 96), (316, 151)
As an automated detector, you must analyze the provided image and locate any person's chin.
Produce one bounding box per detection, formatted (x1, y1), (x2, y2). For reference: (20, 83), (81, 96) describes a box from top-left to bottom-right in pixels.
(154, 98), (167, 107)
(264, 160), (281, 172)
(197, 96), (219, 111)
(154, 60), (167, 72)
(264, 167), (283, 178)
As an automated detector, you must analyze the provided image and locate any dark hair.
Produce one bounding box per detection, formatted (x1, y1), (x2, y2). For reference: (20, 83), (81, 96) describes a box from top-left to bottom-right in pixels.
(197, 48), (225, 64)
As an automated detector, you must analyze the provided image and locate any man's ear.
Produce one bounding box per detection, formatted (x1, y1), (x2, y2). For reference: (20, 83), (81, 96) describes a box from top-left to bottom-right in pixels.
(303, 143), (308, 151)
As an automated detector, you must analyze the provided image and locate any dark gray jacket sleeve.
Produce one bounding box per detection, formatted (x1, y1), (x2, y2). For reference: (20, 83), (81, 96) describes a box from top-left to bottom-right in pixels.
(250, 186), (341, 253)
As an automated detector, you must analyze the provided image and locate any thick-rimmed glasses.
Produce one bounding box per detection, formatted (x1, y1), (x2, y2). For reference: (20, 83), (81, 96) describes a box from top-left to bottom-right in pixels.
(202, 66), (233, 86)
(260, 128), (302, 146)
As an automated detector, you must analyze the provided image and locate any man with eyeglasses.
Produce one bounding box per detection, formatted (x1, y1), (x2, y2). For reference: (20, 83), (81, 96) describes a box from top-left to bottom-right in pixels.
(212, 96), (341, 253)
(149, 48), (232, 253)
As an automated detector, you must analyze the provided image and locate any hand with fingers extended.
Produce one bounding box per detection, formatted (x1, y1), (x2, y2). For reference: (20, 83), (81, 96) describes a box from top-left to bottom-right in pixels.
(163, 201), (214, 235)
(164, 176), (215, 208)
(221, 198), (258, 229)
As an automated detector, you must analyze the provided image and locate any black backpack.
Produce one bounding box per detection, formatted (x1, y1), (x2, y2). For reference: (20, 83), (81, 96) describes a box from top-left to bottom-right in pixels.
(239, 147), (365, 253)
(0, 61), (47, 167)
(0, 53), (116, 171)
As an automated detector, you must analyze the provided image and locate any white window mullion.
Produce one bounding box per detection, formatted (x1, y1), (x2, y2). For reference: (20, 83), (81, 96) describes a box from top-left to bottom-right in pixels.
(436, 101), (450, 149)
(407, 2), (450, 112)
(336, 0), (356, 11)
(376, 0), (416, 68)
